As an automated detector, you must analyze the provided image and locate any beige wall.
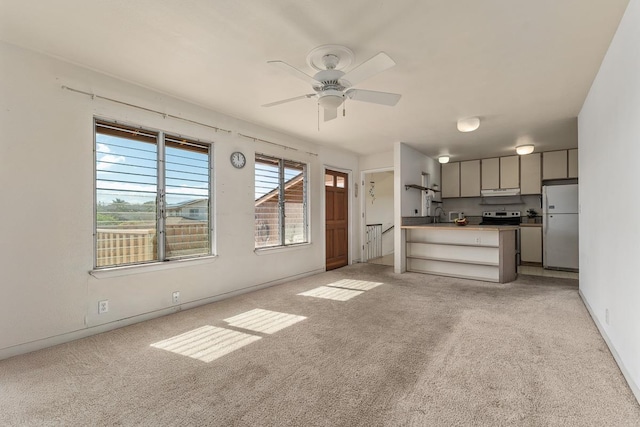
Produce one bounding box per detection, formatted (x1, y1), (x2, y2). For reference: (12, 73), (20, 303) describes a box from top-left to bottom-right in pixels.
(394, 142), (441, 273)
(578, 0), (640, 402)
(0, 42), (359, 357)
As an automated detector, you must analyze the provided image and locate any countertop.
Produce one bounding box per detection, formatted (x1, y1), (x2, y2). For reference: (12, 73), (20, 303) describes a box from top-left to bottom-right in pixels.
(519, 223), (543, 227)
(401, 224), (519, 231)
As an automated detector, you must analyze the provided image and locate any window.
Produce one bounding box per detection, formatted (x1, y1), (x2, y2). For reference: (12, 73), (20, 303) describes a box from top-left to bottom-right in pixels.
(255, 154), (308, 248)
(95, 120), (212, 268)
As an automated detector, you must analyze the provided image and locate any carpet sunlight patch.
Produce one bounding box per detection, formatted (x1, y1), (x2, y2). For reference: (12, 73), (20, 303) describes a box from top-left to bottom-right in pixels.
(150, 325), (261, 363)
(224, 309), (306, 334)
(326, 279), (383, 291)
(298, 286), (364, 301)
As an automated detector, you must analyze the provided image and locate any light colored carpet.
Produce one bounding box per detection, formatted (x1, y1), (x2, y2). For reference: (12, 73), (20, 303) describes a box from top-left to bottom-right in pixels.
(368, 253), (394, 266)
(1, 264), (639, 426)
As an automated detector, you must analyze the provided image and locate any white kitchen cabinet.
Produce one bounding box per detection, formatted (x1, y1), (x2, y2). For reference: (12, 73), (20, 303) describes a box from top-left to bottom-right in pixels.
(568, 149), (578, 178)
(520, 152), (541, 194)
(543, 150), (568, 180)
(481, 158), (499, 190)
(441, 162), (460, 198)
(520, 225), (542, 264)
(460, 160), (481, 197)
(500, 156), (520, 189)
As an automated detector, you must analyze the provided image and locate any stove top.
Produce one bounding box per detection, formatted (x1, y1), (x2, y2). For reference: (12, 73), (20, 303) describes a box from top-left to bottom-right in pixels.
(482, 211), (521, 218)
(480, 211), (521, 225)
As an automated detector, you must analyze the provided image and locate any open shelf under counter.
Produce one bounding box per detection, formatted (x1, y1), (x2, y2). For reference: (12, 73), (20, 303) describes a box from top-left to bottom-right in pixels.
(406, 243), (500, 266)
(406, 240), (499, 248)
(407, 259), (503, 282)
(402, 224), (517, 283)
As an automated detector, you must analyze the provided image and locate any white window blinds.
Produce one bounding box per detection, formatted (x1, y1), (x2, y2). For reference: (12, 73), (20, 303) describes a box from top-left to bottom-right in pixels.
(95, 120), (212, 268)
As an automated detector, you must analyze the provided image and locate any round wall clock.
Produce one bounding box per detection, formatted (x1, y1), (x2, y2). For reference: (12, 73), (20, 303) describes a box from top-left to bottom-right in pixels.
(230, 151), (246, 169)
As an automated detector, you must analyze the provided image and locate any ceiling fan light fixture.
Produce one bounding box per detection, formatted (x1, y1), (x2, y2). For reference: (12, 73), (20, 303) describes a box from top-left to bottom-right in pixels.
(457, 117), (480, 132)
(516, 144), (535, 155)
(318, 94), (344, 109)
(265, 47), (400, 123)
(438, 155), (450, 164)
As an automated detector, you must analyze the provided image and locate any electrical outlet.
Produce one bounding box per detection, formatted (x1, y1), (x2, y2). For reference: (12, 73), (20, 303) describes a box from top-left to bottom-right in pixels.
(98, 300), (109, 314)
(172, 291), (180, 304)
(605, 308), (610, 325)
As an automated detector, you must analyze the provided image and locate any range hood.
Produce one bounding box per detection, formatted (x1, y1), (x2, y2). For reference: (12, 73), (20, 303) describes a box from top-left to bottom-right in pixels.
(481, 188), (521, 197)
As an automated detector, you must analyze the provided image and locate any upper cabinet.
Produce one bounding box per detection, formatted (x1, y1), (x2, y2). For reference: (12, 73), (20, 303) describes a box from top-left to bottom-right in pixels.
(460, 160), (481, 197)
(481, 158), (499, 190)
(500, 156), (519, 189)
(481, 157), (519, 189)
(520, 152), (541, 195)
(542, 150), (568, 180)
(542, 149), (578, 180)
(441, 160), (480, 198)
(441, 162), (460, 198)
(440, 149), (576, 199)
(568, 149), (578, 178)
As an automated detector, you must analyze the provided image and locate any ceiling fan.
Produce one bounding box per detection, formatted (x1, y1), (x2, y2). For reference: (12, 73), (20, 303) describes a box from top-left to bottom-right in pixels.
(263, 45), (401, 122)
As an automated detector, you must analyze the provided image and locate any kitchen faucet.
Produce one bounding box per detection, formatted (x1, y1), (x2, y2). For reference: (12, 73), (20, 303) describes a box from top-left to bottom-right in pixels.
(433, 206), (445, 223)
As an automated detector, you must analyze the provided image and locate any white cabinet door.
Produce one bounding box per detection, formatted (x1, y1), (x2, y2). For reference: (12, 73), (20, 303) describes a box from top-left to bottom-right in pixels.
(481, 158), (499, 190)
(568, 149), (578, 178)
(441, 162), (460, 198)
(520, 153), (541, 194)
(460, 160), (481, 197)
(520, 226), (542, 264)
(543, 150), (568, 180)
(500, 156), (519, 188)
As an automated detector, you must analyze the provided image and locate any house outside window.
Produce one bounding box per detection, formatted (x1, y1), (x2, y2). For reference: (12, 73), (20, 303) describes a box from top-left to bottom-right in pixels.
(94, 119), (212, 268)
(254, 154), (308, 248)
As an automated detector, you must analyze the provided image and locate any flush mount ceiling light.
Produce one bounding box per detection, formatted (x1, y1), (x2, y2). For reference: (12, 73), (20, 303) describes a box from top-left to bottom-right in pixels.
(438, 155), (450, 164)
(516, 144), (535, 155)
(457, 117), (480, 132)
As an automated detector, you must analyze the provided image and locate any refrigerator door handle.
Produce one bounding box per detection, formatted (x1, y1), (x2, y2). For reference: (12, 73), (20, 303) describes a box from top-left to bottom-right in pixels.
(544, 194), (549, 214)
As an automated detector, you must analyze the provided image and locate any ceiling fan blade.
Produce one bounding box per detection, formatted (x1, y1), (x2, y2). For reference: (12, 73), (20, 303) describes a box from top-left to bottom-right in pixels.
(267, 60), (321, 86)
(345, 89), (401, 106)
(339, 52), (396, 87)
(262, 94), (315, 107)
(324, 108), (338, 122)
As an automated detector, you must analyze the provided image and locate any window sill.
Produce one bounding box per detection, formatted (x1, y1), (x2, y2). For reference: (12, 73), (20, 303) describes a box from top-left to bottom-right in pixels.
(90, 255), (218, 279)
(254, 242), (311, 255)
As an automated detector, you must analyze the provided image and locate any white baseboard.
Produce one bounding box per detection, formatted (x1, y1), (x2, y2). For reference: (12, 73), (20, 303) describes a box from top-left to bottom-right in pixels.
(579, 290), (640, 405)
(0, 267), (324, 361)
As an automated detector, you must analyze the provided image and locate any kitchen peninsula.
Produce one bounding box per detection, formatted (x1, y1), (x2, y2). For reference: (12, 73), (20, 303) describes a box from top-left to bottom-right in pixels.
(402, 224), (518, 283)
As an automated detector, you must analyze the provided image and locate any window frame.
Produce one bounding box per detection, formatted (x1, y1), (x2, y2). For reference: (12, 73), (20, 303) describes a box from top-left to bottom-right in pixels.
(93, 118), (214, 269)
(254, 153), (309, 250)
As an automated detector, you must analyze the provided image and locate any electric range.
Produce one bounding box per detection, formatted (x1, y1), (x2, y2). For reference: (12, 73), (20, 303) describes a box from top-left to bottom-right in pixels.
(479, 211), (521, 226)
(480, 211), (522, 265)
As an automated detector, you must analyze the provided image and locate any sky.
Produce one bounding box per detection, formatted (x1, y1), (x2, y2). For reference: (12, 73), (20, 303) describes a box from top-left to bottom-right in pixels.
(97, 132), (302, 207)
(96, 134), (209, 206)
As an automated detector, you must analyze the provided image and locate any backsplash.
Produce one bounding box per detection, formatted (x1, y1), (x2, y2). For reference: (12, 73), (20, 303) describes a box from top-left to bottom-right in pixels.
(401, 216), (431, 226)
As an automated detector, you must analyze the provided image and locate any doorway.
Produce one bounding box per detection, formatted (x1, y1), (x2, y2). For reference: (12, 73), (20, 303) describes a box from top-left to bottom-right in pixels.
(363, 170), (394, 267)
(325, 169), (349, 270)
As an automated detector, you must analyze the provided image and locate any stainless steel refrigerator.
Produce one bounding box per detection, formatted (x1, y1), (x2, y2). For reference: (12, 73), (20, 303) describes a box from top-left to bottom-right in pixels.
(542, 183), (579, 271)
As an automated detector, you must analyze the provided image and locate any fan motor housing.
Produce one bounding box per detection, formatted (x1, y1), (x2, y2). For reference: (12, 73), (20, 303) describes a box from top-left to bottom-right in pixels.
(313, 69), (347, 91)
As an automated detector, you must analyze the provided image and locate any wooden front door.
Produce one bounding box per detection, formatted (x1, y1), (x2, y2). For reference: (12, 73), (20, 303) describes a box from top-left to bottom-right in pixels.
(325, 170), (349, 270)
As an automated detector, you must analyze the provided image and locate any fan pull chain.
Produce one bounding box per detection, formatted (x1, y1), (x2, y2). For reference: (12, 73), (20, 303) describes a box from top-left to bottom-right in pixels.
(343, 98), (346, 117)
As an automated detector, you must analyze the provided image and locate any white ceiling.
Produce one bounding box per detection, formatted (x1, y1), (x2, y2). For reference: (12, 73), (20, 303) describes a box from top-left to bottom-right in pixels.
(0, 0), (630, 160)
